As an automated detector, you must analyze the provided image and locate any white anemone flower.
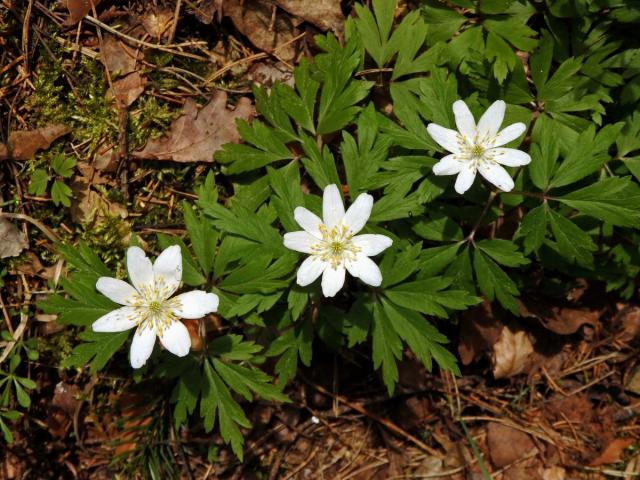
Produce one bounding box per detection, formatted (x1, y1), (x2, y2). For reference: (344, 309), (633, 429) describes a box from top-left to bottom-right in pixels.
(92, 245), (219, 368)
(427, 100), (531, 194)
(283, 184), (393, 297)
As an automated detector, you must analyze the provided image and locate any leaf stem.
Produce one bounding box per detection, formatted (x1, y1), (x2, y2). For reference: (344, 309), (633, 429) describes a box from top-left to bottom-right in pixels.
(465, 190), (497, 245)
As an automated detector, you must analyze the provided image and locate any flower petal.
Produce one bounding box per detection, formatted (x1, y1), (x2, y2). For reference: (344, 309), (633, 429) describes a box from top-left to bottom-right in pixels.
(296, 256), (327, 287)
(493, 123), (526, 147)
(130, 326), (157, 369)
(426, 124), (461, 154)
(478, 162), (515, 192)
(96, 277), (138, 305)
(172, 291), (219, 319)
(321, 265), (346, 297)
(492, 148), (531, 167)
(454, 165), (477, 194)
(127, 246), (154, 291)
(452, 100), (476, 138)
(158, 321), (191, 357)
(477, 100), (505, 138)
(432, 154), (464, 176)
(322, 184), (345, 229)
(352, 234), (392, 256)
(153, 245), (183, 297)
(284, 231), (317, 254)
(346, 255), (383, 287)
(343, 193), (373, 235)
(294, 207), (323, 238)
(92, 306), (138, 332)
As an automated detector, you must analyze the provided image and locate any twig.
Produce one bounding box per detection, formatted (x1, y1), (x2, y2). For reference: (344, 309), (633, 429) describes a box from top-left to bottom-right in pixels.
(84, 15), (209, 61)
(168, 0), (182, 44)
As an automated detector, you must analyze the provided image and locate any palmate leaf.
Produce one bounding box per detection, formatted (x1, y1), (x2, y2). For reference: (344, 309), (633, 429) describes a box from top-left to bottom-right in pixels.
(557, 177), (640, 227)
(384, 276), (479, 317)
(60, 330), (129, 373)
(266, 318), (313, 383)
(473, 250), (520, 314)
(372, 301), (402, 394)
(547, 210), (597, 268)
(516, 205), (548, 254)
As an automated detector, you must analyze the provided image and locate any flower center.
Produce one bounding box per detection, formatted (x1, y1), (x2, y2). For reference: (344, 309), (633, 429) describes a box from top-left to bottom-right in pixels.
(312, 224), (360, 269)
(470, 144), (485, 157)
(129, 280), (181, 334)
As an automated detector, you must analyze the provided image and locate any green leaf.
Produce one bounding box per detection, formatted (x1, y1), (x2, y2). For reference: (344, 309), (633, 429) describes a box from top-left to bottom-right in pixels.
(183, 202), (218, 276)
(171, 363), (201, 428)
(550, 123), (623, 188)
(51, 180), (72, 207)
(268, 161), (304, 232)
(547, 209), (596, 267)
(266, 318), (313, 383)
(421, 1), (466, 45)
(213, 360), (288, 403)
(557, 177), (640, 227)
(372, 301), (402, 394)
(476, 239), (529, 267)
(51, 153), (76, 177)
(516, 205), (548, 254)
(473, 250), (520, 314)
(28, 169), (49, 196)
(384, 277), (480, 317)
(61, 330), (129, 373)
(381, 299), (459, 375)
(485, 31), (517, 83)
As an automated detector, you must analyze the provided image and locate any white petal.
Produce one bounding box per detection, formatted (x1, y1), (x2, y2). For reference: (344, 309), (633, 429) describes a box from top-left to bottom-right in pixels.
(352, 234), (392, 256)
(454, 165), (477, 194)
(452, 100), (476, 138)
(283, 231), (317, 254)
(426, 124), (461, 154)
(322, 184), (345, 229)
(493, 123), (527, 147)
(159, 321), (191, 357)
(346, 255), (383, 287)
(153, 245), (182, 297)
(294, 207), (323, 238)
(92, 306), (138, 332)
(321, 265), (346, 297)
(477, 100), (505, 138)
(296, 256), (327, 286)
(478, 162), (515, 192)
(492, 148), (531, 167)
(172, 291), (219, 319)
(96, 277), (138, 305)
(343, 193), (373, 235)
(432, 154), (464, 176)
(130, 326), (157, 368)
(127, 246), (154, 292)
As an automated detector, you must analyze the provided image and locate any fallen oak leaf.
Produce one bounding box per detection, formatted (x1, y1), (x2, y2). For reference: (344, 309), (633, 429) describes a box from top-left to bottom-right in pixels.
(100, 35), (140, 77)
(521, 300), (600, 335)
(5, 124), (71, 161)
(132, 91), (254, 162)
(275, 0), (344, 33)
(487, 423), (537, 468)
(109, 71), (147, 107)
(224, 0), (300, 62)
(492, 321), (534, 379)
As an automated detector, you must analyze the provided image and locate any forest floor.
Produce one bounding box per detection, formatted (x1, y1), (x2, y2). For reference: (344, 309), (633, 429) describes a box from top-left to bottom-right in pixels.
(1, 1), (639, 479)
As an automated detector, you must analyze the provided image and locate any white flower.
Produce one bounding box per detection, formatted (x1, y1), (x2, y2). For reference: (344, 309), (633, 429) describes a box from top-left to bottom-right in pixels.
(92, 245), (219, 369)
(283, 184), (392, 297)
(427, 100), (531, 194)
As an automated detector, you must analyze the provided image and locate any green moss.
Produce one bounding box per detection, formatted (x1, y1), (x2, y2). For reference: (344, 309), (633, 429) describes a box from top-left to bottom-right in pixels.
(128, 96), (178, 151)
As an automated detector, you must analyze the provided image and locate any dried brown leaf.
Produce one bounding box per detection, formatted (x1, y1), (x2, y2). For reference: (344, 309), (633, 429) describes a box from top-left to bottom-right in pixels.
(275, 0), (344, 32)
(140, 8), (174, 40)
(100, 35), (139, 76)
(7, 124), (71, 161)
(64, 0), (102, 25)
(522, 301), (600, 335)
(0, 218), (28, 259)
(132, 91), (254, 162)
(487, 423), (537, 468)
(542, 466), (565, 480)
(491, 322), (534, 379)
(589, 438), (634, 467)
(224, 0), (300, 61)
(0, 142), (8, 160)
(111, 71), (147, 107)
